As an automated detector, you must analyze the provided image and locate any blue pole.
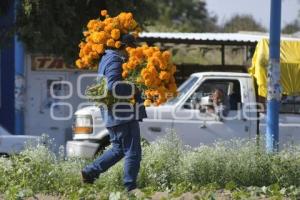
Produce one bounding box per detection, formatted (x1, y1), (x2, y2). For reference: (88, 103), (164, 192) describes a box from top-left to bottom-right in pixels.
(14, 0), (25, 135)
(266, 0), (282, 152)
(14, 37), (25, 135)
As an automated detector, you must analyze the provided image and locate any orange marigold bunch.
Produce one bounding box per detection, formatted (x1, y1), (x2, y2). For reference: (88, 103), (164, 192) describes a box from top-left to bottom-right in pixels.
(122, 45), (177, 106)
(75, 10), (140, 69)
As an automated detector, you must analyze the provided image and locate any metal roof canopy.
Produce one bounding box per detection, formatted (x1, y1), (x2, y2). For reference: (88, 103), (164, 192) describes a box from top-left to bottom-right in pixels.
(139, 32), (300, 46)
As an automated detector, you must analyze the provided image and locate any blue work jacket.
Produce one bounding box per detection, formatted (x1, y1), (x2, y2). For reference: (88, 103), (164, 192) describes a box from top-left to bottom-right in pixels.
(98, 49), (147, 127)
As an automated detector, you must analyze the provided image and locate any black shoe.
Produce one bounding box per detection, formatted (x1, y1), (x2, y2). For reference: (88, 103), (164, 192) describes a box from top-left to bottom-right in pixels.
(81, 170), (95, 184)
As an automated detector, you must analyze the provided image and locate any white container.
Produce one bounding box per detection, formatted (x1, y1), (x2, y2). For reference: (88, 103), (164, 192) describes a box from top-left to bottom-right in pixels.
(66, 140), (99, 158)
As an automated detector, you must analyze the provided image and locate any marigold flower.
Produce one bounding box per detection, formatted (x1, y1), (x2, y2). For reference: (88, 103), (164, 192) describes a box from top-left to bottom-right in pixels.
(104, 24), (113, 33)
(149, 57), (160, 66)
(148, 65), (158, 76)
(92, 44), (104, 54)
(115, 41), (122, 48)
(78, 42), (85, 48)
(111, 29), (120, 40)
(162, 51), (171, 60)
(153, 51), (161, 58)
(103, 17), (113, 25)
(83, 45), (92, 55)
(87, 20), (98, 29)
(106, 39), (115, 47)
(126, 47), (132, 52)
(91, 52), (99, 59)
(122, 63), (128, 70)
(101, 10), (108, 17)
(144, 99), (152, 107)
(158, 61), (168, 70)
(145, 79), (152, 87)
(122, 70), (129, 78)
(75, 59), (83, 68)
(83, 31), (90, 37)
(159, 71), (170, 80)
(77, 12), (177, 104)
(154, 78), (161, 86)
(91, 31), (106, 43)
(126, 13), (133, 20)
(79, 50), (84, 58)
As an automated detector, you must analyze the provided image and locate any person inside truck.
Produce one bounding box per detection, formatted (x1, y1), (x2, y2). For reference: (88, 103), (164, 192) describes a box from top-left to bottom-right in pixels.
(81, 34), (147, 194)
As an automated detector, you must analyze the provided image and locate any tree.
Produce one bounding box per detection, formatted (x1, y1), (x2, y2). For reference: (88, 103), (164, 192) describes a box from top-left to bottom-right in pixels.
(15, 0), (156, 63)
(14, 0), (217, 62)
(0, 0), (15, 48)
(281, 2), (300, 34)
(0, 0), (11, 16)
(223, 14), (266, 33)
(146, 0), (218, 32)
(282, 20), (300, 34)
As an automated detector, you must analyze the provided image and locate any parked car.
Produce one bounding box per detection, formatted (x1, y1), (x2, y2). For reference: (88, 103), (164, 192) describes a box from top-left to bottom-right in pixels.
(66, 72), (300, 158)
(0, 126), (39, 156)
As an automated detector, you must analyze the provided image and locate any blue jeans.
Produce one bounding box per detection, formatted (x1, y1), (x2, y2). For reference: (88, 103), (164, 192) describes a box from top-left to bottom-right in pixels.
(82, 120), (142, 191)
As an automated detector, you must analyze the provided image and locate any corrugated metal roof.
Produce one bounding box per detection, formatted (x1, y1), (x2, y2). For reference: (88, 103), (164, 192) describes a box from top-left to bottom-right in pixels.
(139, 32), (300, 44)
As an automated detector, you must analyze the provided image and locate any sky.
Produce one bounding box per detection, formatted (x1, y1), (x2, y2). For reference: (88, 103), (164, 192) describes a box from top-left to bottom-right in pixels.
(205, 0), (299, 30)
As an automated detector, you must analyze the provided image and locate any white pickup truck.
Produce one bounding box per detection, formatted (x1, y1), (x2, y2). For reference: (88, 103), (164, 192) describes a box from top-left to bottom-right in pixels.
(66, 72), (300, 158)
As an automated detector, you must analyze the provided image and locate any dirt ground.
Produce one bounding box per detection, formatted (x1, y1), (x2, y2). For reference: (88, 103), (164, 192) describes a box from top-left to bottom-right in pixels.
(0, 190), (291, 200)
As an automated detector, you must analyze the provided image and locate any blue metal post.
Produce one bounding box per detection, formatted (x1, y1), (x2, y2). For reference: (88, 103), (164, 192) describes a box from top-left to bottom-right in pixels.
(14, 37), (25, 135)
(266, 0), (282, 152)
(14, 0), (25, 135)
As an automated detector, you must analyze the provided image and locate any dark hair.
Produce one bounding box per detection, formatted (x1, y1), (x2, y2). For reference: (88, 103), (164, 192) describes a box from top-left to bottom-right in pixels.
(213, 88), (224, 95)
(120, 34), (137, 48)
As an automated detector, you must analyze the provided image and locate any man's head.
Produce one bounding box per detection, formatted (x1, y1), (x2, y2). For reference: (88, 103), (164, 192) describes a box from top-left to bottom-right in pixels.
(120, 34), (138, 48)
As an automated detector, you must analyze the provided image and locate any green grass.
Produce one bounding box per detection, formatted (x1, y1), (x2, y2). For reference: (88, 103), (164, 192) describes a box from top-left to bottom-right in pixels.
(0, 133), (300, 199)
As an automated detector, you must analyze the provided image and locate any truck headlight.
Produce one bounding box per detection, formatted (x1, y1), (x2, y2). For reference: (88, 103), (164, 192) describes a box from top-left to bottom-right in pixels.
(73, 115), (93, 134)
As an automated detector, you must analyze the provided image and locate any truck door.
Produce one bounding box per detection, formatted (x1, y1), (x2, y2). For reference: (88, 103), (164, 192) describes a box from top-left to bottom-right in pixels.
(172, 77), (252, 147)
(139, 76), (199, 143)
(259, 95), (300, 148)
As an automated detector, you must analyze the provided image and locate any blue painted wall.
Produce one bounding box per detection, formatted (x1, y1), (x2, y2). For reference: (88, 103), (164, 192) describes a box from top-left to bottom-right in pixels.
(0, 0), (15, 133)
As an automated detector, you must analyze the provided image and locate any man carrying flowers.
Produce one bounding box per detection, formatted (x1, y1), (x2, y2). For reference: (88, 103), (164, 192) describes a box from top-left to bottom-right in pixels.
(81, 33), (147, 192)
(77, 10), (177, 193)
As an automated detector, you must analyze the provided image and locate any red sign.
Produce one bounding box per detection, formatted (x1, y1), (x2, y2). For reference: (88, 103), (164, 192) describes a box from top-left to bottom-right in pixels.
(31, 55), (96, 71)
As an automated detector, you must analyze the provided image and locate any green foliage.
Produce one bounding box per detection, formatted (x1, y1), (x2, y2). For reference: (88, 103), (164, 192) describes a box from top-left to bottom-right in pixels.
(15, 0), (156, 63)
(180, 139), (277, 187)
(139, 131), (184, 190)
(0, 0), (11, 16)
(146, 0), (218, 32)
(282, 20), (300, 34)
(0, 147), (86, 199)
(14, 0), (268, 66)
(14, 0), (218, 64)
(1, 133), (300, 199)
(223, 14), (266, 33)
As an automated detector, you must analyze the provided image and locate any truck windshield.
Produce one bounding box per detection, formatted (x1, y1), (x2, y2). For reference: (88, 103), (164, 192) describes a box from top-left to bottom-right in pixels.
(166, 76), (198, 105)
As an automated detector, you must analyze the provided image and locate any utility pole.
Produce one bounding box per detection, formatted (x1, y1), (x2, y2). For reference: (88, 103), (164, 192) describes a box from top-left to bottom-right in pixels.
(266, 0), (282, 152)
